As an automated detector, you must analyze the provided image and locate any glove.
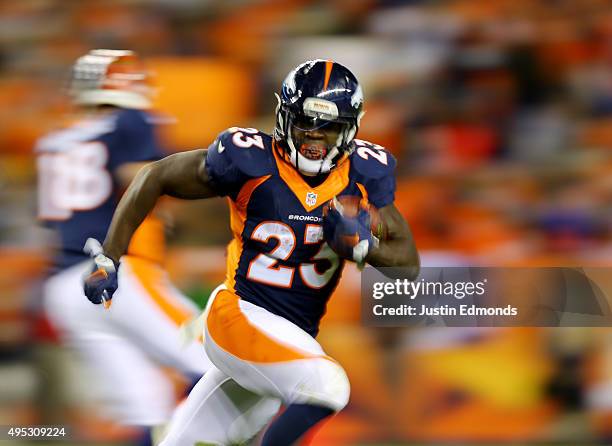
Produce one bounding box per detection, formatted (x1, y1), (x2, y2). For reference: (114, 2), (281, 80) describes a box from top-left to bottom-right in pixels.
(323, 198), (377, 264)
(83, 238), (119, 307)
(83, 254), (119, 306)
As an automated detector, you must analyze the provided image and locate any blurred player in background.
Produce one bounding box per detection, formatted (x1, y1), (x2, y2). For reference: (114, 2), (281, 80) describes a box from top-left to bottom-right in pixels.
(37, 49), (210, 443)
(84, 59), (419, 445)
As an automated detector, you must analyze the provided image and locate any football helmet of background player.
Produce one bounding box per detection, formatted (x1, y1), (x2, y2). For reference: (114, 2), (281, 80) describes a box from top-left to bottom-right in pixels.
(69, 49), (153, 110)
(274, 59), (365, 176)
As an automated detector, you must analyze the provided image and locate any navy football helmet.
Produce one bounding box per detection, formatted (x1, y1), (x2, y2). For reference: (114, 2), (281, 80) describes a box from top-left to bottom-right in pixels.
(70, 49), (153, 109)
(274, 60), (364, 175)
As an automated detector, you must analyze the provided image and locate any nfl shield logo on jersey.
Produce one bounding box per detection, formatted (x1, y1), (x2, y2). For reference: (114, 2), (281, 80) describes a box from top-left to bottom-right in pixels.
(306, 191), (318, 207)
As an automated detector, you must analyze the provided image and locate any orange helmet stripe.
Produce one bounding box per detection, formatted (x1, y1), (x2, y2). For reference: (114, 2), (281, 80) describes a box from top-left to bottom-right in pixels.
(323, 60), (334, 90)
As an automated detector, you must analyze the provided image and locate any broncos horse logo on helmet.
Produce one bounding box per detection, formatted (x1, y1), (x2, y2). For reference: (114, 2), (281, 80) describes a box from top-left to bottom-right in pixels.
(274, 59), (364, 176)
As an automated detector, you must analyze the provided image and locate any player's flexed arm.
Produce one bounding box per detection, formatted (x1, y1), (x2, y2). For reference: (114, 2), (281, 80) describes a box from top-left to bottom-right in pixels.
(324, 200), (420, 280)
(323, 140), (419, 280)
(103, 149), (216, 261)
(84, 149), (217, 304)
(366, 203), (419, 275)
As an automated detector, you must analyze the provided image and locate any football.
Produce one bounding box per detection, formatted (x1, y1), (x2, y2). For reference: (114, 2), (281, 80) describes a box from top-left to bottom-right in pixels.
(323, 195), (389, 241)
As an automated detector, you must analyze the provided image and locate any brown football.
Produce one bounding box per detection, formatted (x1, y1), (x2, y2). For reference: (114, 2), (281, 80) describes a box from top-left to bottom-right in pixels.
(323, 195), (389, 241)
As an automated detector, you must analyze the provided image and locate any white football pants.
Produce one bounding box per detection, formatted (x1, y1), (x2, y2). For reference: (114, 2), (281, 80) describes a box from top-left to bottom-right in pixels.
(159, 285), (349, 445)
(44, 257), (211, 426)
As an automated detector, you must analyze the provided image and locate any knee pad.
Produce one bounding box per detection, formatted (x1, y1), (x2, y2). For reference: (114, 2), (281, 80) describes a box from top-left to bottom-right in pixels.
(291, 359), (350, 412)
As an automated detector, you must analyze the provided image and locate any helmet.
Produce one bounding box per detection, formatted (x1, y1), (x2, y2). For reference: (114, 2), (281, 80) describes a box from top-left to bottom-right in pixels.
(274, 59), (364, 176)
(69, 49), (153, 109)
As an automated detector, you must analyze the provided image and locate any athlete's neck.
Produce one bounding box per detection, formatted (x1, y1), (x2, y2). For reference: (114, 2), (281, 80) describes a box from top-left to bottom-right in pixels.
(300, 172), (329, 187)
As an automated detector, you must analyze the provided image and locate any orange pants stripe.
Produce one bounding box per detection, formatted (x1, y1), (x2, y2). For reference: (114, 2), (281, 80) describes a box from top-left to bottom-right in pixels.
(207, 289), (321, 363)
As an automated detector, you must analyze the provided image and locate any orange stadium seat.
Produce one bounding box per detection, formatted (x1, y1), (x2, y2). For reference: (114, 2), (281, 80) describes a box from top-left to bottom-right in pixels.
(396, 328), (557, 442)
(205, 0), (311, 66)
(448, 204), (520, 256)
(149, 58), (255, 150)
(357, 101), (406, 158)
(394, 177), (454, 251)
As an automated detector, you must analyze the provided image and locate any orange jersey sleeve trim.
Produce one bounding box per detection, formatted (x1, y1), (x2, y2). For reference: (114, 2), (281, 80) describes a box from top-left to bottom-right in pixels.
(225, 175), (271, 291)
(224, 230), (242, 292)
(356, 182), (368, 202)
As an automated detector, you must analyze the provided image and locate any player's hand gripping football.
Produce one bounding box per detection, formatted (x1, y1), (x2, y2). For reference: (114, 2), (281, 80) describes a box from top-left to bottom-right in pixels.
(83, 238), (119, 308)
(323, 196), (379, 266)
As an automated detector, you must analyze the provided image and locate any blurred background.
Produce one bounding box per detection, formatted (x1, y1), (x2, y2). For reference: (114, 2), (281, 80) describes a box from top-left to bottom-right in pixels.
(1, 0), (611, 444)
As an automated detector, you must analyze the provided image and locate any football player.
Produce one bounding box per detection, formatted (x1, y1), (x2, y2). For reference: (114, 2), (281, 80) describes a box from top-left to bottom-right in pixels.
(38, 50), (210, 438)
(84, 59), (419, 445)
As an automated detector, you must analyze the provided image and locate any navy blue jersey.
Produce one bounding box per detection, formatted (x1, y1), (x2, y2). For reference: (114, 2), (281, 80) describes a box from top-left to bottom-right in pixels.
(206, 127), (396, 336)
(37, 108), (164, 270)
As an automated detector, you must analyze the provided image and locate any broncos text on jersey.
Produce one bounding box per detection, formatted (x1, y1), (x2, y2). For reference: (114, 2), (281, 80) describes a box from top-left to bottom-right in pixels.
(205, 127), (396, 336)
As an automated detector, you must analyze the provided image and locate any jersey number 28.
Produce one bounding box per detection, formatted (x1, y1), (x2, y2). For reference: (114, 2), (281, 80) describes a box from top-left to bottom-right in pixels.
(37, 142), (112, 220)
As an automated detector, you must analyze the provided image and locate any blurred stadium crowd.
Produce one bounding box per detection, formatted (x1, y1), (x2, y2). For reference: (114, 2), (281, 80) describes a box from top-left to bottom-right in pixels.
(0, 0), (611, 444)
